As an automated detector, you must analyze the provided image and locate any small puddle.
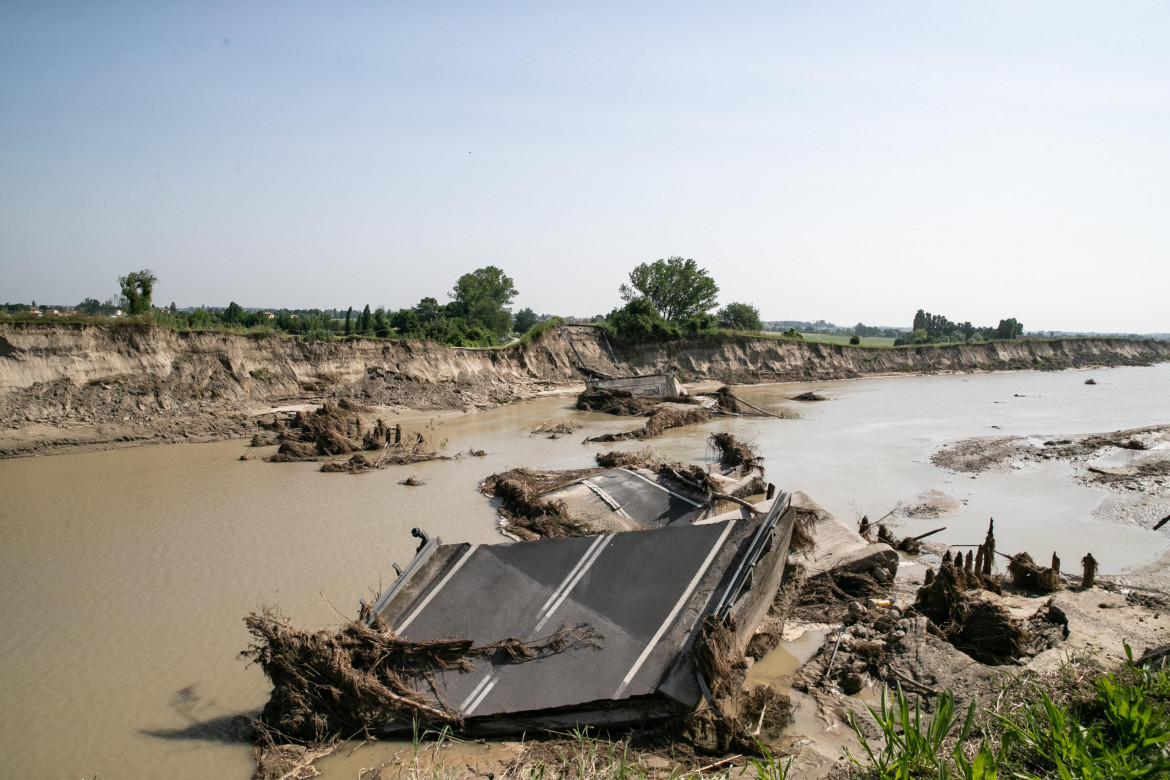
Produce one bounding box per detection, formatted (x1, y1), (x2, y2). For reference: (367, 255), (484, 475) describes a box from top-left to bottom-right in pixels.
(745, 629), (826, 686)
(742, 629), (830, 740)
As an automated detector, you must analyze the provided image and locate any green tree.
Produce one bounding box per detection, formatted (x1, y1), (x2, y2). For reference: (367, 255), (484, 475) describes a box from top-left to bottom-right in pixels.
(620, 257), (719, 322)
(995, 318), (1023, 340)
(118, 269), (158, 315)
(413, 297), (442, 324)
(77, 297), (103, 316)
(223, 301), (244, 325)
(359, 304), (372, 335)
(716, 302), (762, 331)
(606, 296), (680, 342)
(513, 307), (538, 334)
(450, 266), (517, 338)
(344, 306), (353, 336)
(373, 307), (391, 338)
(391, 308), (419, 333)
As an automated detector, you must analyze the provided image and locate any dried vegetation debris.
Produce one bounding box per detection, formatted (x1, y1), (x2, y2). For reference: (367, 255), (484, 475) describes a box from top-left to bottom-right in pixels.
(575, 388), (700, 416)
(480, 466), (606, 540)
(482, 434), (767, 540)
(241, 605), (602, 777)
(587, 407), (711, 442)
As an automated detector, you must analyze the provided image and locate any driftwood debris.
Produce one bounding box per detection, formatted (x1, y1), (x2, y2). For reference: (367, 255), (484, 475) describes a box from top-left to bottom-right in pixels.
(241, 606), (603, 774)
(587, 407), (711, 442)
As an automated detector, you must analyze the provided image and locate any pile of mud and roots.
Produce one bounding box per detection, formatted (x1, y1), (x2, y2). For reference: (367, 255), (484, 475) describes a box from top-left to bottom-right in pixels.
(778, 547), (1070, 703)
(256, 400), (450, 472)
(240, 605), (602, 779)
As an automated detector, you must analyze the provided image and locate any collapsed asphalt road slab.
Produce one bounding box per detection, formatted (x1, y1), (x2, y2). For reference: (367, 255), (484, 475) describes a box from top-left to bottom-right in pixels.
(368, 494), (794, 733)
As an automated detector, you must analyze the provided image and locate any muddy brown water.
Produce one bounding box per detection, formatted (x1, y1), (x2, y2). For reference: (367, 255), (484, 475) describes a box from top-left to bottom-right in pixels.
(1, 365), (1167, 778)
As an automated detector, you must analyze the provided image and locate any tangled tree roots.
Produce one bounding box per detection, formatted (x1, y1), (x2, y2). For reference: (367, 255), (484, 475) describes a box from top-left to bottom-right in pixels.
(738, 684), (793, 738)
(711, 387), (741, 414)
(241, 607), (603, 772)
(693, 615), (740, 699)
(481, 467), (604, 539)
(588, 408), (711, 442)
(791, 570), (888, 623)
(1007, 552), (1063, 592)
(788, 508), (816, 553)
(707, 432), (761, 473)
(915, 562), (1025, 665)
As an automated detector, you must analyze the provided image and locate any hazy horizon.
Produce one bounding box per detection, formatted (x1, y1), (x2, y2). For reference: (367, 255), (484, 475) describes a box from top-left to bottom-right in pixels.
(3, 2), (1167, 333)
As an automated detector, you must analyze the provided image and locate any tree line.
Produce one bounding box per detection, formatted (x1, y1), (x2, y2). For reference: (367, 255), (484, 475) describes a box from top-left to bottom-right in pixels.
(894, 309), (1024, 345)
(5, 257), (768, 348)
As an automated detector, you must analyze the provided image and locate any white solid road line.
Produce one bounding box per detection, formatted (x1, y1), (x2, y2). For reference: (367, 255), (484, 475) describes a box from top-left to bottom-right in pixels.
(534, 533), (611, 627)
(533, 534), (612, 633)
(459, 669), (498, 714)
(619, 468), (703, 507)
(395, 544), (480, 633)
(612, 520), (737, 699)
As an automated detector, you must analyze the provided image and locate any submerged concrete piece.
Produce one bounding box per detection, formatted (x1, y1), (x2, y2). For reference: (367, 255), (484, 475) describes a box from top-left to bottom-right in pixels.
(558, 467), (707, 528)
(373, 494), (794, 732)
(586, 372), (686, 397)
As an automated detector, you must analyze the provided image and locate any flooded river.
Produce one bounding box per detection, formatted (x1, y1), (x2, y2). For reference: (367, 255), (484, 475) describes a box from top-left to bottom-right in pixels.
(0, 364), (1167, 778)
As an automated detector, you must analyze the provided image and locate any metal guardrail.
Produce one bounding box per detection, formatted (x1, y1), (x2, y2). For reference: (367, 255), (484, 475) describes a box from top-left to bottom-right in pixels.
(364, 528), (441, 626)
(710, 488), (790, 622)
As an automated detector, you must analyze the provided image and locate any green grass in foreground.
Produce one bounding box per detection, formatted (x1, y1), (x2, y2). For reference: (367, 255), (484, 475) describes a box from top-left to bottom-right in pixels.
(845, 645), (1170, 780)
(398, 647), (1170, 780)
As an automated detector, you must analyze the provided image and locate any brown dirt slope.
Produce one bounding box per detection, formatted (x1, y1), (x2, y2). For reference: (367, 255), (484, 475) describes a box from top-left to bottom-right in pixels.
(2, 322), (1167, 457)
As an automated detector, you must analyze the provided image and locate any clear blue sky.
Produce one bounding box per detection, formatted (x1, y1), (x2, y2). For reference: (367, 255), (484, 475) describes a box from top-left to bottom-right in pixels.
(2, 1), (1167, 332)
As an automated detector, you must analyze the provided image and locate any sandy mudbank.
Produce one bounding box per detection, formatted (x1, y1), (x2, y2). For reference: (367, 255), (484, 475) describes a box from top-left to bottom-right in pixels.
(932, 424), (1170, 506)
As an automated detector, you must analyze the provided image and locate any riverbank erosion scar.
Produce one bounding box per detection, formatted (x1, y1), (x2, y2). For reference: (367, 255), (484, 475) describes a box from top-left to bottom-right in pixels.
(2, 322), (1168, 457)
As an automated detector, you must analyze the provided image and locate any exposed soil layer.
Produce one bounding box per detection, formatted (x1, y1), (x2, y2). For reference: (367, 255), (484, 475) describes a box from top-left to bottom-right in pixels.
(2, 322), (1166, 457)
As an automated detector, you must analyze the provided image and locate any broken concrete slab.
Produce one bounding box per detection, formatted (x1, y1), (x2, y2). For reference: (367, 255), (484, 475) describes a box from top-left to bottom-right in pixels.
(789, 492), (898, 582)
(367, 493), (795, 733)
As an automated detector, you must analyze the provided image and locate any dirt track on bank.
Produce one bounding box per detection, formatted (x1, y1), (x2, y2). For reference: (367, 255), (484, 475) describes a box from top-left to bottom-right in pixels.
(1, 322), (1167, 458)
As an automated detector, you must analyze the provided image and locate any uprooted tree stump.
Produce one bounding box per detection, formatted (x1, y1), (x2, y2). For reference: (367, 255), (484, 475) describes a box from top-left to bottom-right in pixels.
(914, 561), (1023, 665)
(1007, 552), (1062, 593)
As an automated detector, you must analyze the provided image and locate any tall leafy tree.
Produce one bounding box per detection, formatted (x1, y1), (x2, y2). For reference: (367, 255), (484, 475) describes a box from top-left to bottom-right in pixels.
(450, 266), (517, 338)
(619, 257), (718, 321)
(717, 302), (762, 331)
(513, 307), (538, 334)
(118, 269), (158, 315)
